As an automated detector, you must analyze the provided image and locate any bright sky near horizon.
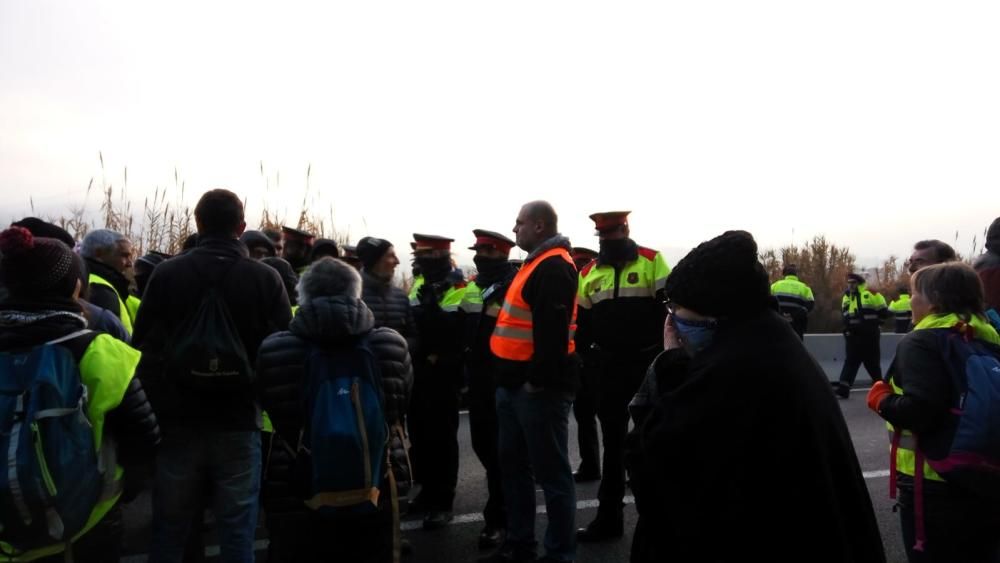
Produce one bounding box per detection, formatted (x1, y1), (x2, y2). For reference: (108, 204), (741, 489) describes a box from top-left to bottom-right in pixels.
(1, 1), (998, 268)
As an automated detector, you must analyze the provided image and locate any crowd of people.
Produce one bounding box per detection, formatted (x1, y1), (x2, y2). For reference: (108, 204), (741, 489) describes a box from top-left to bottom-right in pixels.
(1, 188), (999, 563)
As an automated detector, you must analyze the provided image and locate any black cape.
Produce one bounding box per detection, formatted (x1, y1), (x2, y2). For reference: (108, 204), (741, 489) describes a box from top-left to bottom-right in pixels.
(628, 310), (885, 563)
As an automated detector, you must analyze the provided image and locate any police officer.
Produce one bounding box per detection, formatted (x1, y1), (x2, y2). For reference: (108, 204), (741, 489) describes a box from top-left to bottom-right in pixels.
(280, 226), (315, 274)
(460, 229), (518, 550)
(888, 285), (912, 333)
(570, 247), (601, 482)
(835, 272), (888, 399)
(576, 211), (670, 542)
(408, 233), (467, 529)
(770, 264), (815, 339)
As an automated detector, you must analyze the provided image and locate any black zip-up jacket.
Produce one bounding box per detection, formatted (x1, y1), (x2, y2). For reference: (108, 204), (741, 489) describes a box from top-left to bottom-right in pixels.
(0, 301), (160, 473)
(132, 236), (291, 431)
(493, 235), (580, 392)
(256, 296), (414, 512)
(361, 270), (419, 356)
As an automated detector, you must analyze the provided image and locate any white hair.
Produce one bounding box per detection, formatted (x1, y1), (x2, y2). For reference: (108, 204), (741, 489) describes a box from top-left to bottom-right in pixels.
(297, 257), (362, 304)
(80, 229), (127, 259)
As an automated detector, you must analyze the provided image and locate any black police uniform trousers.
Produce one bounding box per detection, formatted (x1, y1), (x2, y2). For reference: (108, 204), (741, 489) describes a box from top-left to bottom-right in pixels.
(467, 364), (507, 529)
(408, 359), (460, 511)
(572, 350), (601, 474)
(838, 325), (883, 387)
(596, 351), (652, 520)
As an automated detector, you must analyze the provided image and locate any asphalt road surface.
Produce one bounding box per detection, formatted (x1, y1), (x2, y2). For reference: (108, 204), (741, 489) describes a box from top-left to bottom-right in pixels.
(121, 363), (907, 562)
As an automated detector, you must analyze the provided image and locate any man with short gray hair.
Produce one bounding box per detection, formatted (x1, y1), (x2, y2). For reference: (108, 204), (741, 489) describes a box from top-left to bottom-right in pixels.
(81, 228), (140, 334)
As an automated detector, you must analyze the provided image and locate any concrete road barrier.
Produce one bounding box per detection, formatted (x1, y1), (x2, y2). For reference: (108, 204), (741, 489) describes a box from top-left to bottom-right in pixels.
(803, 332), (906, 382)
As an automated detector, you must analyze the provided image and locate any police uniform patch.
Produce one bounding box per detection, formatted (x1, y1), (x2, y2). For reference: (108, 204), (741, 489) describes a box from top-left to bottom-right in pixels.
(627, 272), (639, 284)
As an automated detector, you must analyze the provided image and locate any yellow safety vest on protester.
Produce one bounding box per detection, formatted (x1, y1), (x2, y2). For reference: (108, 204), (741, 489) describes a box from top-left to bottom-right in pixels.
(886, 313), (1000, 481)
(88, 274), (140, 335)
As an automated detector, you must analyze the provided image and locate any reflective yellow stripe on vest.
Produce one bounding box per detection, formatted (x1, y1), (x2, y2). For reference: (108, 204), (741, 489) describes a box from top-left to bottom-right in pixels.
(88, 274), (135, 335)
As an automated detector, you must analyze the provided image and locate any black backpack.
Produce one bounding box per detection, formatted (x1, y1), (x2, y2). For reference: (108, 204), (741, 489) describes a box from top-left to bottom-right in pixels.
(167, 258), (253, 393)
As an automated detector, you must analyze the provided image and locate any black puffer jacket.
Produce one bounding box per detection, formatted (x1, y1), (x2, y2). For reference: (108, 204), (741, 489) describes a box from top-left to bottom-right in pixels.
(0, 301), (160, 496)
(361, 270), (418, 355)
(256, 295), (413, 511)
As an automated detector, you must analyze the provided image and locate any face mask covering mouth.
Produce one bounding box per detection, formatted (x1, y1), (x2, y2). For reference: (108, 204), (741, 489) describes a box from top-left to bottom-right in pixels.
(598, 238), (636, 264)
(672, 314), (718, 355)
(473, 256), (510, 287)
(416, 256), (452, 283)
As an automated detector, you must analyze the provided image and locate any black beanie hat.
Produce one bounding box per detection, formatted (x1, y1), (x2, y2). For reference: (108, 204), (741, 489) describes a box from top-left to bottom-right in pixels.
(664, 230), (771, 319)
(240, 230), (276, 257)
(356, 237), (393, 270)
(0, 227), (84, 299)
(12, 217), (76, 248)
(310, 239), (340, 262)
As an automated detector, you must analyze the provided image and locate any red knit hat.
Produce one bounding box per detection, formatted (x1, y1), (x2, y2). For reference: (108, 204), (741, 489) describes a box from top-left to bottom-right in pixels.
(0, 227), (84, 298)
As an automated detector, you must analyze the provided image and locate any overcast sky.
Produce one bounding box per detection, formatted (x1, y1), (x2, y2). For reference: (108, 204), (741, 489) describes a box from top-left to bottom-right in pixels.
(2, 1), (998, 268)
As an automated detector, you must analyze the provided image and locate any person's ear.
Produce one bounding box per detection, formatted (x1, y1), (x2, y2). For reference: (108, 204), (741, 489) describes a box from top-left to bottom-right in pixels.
(72, 278), (82, 300)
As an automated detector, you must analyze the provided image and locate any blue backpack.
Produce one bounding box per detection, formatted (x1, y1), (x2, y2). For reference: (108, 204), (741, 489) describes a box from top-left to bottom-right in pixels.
(0, 330), (103, 552)
(918, 325), (1000, 499)
(294, 335), (388, 515)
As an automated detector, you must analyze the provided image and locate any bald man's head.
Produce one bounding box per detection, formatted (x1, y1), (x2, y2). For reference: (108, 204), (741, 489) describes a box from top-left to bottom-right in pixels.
(513, 200), (559, 252)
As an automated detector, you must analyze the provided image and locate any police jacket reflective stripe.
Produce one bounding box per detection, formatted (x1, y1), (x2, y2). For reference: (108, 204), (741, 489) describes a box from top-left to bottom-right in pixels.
(841, 283), (888, 325)
(577, 246), (669, 353)
(770, 275), (815, 312)
(889, 295), (912, 321)
(491, 248), (577, 360)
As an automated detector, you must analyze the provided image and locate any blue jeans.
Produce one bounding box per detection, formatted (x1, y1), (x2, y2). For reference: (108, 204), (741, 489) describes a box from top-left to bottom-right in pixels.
(151, 430), (262, 563)
(496, 386), (576, 562)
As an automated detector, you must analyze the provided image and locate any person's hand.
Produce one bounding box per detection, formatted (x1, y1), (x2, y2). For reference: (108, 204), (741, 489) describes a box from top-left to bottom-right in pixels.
(664, 314), (682, 350)
(866, 380), (893, 413)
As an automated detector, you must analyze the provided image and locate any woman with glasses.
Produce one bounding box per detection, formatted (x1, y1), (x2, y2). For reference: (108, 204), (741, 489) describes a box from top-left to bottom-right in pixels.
(626, 230), (885, 563)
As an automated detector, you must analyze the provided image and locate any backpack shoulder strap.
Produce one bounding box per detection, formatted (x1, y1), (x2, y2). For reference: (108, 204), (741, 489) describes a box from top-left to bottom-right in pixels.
(46, 329), (99, 365)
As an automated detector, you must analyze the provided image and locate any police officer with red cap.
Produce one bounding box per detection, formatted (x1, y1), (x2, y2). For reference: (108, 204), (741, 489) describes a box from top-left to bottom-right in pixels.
(280, 226), (315, 273)
(576, 211), (670, 542)
(459, 229), (519, 550)
(408, 233), (467, 529)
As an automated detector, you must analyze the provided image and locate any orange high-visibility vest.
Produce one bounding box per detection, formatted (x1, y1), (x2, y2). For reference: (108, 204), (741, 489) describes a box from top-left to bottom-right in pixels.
(490, 247), (577, 360)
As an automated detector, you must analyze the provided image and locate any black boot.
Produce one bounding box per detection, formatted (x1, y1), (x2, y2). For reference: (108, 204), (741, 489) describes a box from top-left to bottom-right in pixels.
(576, 510), (624, 542)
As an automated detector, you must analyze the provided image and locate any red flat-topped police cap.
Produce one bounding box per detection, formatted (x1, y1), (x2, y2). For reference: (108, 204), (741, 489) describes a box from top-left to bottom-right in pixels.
(588, 211), (631, 234)
(412, 233), (454, 251)
(468, 229), (515, 253)
(281, 226), (315, 243)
